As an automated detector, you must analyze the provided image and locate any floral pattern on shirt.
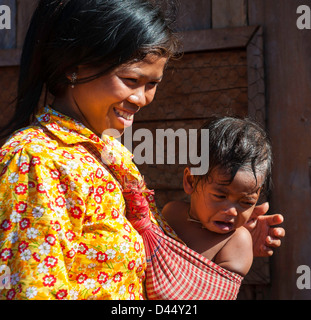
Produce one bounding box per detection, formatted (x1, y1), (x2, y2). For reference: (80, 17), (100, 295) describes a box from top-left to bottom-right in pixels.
(0, 106), (178, 300)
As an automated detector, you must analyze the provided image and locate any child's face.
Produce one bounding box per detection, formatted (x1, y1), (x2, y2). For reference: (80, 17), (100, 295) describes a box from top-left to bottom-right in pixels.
(185, 167), (264, 234)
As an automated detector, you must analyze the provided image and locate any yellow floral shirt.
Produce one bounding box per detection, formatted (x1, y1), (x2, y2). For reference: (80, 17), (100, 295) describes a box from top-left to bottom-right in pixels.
(0, 106), (178, 300)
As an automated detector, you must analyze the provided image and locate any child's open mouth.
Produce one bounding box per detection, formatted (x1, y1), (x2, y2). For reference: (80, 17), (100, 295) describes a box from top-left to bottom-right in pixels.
(213, 221), (234, 232)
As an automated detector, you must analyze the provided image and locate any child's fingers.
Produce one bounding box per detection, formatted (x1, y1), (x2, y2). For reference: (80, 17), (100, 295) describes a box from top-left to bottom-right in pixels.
(252, 202), (269, 218)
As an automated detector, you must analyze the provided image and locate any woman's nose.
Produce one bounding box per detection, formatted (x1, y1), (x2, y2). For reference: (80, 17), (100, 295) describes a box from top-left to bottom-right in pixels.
(128, 87), (147, 108)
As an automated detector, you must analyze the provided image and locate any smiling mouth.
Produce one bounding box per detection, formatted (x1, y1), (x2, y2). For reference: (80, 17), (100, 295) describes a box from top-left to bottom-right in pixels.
(113, 107), (134, 120)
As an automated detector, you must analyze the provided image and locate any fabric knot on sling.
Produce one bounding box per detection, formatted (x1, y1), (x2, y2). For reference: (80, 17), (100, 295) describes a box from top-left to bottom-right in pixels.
(123, 179), (154, 234)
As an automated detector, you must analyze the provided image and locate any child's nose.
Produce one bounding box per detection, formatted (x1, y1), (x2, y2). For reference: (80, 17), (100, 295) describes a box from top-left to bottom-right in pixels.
(224, 205), (238, 217)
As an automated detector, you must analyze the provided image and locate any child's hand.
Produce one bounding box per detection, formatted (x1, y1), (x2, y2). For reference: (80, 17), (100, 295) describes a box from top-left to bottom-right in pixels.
(245, 202), (285, 257)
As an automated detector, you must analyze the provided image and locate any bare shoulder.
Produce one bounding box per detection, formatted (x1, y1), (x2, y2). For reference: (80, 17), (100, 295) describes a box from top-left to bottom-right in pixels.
(231, 225), (253, 246)
(162, 200), (189, 221)
(214, 226), (253, 277)
(161, 200), (190, 235)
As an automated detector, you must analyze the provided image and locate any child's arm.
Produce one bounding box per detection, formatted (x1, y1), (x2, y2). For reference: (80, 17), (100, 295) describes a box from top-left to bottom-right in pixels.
(214, 226), (253, 277)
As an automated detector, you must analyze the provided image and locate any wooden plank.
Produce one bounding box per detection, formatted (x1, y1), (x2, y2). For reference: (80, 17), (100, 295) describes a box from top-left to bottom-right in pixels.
(157, 65), (247, 95)
(0, 48), (21, 66)
(136, 50), (248, 122)
(249, 0), (311, 299)
(247, 26), (266, 126)
(172, 48), (248, 68)
(212, 0), (247, 29)
(137, 88), (248, 122)
(0, 0), (37, 66)
(0, 66), (19, 127)
(174, 0), (212, 31)
(179, 25), (258, 53)
(16, 0), (38, 48)
(0, 0), (17, 50)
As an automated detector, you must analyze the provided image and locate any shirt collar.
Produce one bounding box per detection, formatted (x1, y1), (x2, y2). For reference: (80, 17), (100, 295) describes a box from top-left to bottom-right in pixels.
(35, 105), (134, 161)
(36, 105), (102, 145)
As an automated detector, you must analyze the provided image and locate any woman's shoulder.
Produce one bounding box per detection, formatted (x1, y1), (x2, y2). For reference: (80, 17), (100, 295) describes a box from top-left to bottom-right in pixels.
(4, 124), (60, 147)
(2, 126), (56, 149)
(0, 126), (59, 166)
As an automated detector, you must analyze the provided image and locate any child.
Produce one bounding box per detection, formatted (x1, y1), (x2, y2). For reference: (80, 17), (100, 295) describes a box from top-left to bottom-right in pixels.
(162, 116), (272, 277)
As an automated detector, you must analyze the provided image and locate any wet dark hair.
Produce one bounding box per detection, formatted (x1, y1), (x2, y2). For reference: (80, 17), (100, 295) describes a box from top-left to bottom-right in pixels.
(193, 116), (273, 196)
(1, 0), (179, 138)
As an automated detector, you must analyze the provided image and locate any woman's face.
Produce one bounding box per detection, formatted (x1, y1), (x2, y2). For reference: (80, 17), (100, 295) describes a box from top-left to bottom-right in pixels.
(60, 54), (167, 136)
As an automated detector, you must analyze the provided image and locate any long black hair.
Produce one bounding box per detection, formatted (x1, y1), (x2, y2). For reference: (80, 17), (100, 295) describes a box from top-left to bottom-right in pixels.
(194, 116), (273, 196)
(1, 0), (179, 138)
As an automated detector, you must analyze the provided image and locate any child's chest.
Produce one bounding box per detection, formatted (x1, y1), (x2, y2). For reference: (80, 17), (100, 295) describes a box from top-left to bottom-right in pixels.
(177, 218), (234, 261)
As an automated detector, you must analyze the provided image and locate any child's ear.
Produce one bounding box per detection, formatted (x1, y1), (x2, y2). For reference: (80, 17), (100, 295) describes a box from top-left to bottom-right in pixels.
(183, 167), (195, 195)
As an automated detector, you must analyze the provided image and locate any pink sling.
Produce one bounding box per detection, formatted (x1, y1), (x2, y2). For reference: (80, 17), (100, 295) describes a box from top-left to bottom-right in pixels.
(123, 182), (243, 300)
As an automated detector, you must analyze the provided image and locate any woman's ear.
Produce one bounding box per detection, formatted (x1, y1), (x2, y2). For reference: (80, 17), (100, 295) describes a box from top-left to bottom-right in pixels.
(65, 67), (79, 82)
(183, 167), (195, 195)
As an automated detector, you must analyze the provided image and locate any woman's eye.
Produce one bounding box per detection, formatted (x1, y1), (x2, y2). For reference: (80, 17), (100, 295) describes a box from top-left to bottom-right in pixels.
(121, 77), (138, 85)
(148, 81), (159, 87)
(125, 78), (137, 83)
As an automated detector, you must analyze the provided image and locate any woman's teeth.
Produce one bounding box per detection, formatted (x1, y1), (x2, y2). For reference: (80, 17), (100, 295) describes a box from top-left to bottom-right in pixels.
(114, 108), (133, 120)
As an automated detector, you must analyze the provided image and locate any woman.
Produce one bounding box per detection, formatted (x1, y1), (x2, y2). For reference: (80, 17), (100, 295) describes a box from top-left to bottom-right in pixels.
(0, 0), (284, 300)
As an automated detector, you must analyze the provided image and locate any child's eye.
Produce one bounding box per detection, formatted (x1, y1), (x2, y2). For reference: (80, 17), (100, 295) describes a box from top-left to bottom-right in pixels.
(242, 201), (256, 207)
(212, 194), (226, 200)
